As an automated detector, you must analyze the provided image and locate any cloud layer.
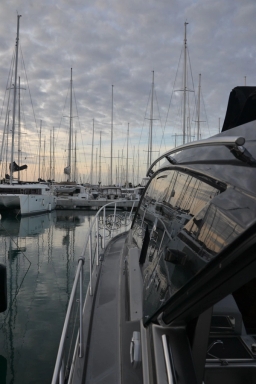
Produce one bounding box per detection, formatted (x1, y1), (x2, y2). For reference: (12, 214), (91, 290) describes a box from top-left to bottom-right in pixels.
(0, 0), (255, 183)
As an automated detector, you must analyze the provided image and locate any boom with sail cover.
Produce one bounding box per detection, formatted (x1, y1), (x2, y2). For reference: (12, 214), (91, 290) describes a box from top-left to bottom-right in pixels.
(9, 161), (27, 173)
(64, 166), (71, 175)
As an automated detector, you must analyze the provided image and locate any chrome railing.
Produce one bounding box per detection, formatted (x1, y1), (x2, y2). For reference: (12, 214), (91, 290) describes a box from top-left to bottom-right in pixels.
(51, 200), (136, 384)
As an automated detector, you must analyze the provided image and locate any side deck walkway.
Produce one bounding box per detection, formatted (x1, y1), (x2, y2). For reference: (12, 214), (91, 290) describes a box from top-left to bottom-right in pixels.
(71, 231), (143, 384)
(84, 236), (124, 383)
(71, 234), (126, 384)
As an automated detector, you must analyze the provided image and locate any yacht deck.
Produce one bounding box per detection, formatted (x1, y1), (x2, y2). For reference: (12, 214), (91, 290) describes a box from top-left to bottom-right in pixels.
(72, 234), (143, 384)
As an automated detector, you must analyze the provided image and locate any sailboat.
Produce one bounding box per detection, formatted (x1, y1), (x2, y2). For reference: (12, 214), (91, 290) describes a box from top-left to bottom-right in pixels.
(0, 15), (57, 216)
(55, 68), (93, 204)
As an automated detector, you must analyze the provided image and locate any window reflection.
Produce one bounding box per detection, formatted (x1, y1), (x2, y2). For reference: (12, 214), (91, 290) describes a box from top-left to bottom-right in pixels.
(135, 169), (227, 322)
(133, 168), (256, 324)
(143, 171), (220, 218)
(182, 203), (243, 259)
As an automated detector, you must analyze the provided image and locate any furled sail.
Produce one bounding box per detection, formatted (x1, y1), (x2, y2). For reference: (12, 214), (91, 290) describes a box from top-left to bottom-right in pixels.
(9, 161), (28, 173)
(64, 166), (71, 175)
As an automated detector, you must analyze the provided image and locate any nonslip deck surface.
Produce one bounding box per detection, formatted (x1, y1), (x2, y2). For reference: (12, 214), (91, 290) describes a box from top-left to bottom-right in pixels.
(84, 236), (124, 384)
(71, 233), (142, 384)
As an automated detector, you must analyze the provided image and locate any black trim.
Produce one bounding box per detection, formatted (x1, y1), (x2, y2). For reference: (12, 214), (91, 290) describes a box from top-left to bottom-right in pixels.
(146, 221), (256, 327)
(139, 225), (150, 264)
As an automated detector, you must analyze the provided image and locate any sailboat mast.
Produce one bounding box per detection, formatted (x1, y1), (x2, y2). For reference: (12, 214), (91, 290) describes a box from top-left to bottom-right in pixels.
(10, 14), (21, 185)
(137, 148), (139, 185)
(183, 22), (188, 145)
(5, 111), (11, 176)
(132, 145), (135, 186)
(110, 85), (114, 185)
(74, 131), (77, 183)
(39, 120), (42, 180)
(53, 127), (55, 180)
(148, 70), (154, 170)
(90, 119), (94, 185)
(197, 73), (201, 141)
(121, 149), (124, 185)
(117, 150), (120, 186)
(126, 122), (129, 188)
(95, 147), (98, 186)
(43, 138), (46, 180)
(0, 91), (12, 164)
(68, 68), (73, 182)
(99, 131), (102, 185)
(18, 76), (21, 182)
(50, 129), (52, 180)
(187, 116), (190, 143)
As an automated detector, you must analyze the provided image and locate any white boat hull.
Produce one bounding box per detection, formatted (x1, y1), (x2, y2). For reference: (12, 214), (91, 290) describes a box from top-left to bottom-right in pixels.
(0, 193), (57, 215)
(19, 195), (57, 215)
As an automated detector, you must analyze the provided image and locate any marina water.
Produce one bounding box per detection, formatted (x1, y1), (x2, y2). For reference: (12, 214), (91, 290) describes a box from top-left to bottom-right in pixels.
(0, 210), (95, 384)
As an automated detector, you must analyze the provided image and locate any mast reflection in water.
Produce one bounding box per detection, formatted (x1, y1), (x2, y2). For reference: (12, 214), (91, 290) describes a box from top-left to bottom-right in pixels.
(0, 210), (94, 384)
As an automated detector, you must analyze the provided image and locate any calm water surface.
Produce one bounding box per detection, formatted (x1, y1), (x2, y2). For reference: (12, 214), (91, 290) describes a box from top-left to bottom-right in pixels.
(0, 210), (95, 384)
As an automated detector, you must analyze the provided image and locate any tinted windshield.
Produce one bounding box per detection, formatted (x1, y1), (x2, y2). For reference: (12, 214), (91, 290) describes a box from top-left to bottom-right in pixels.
(132, 169), (256, 323)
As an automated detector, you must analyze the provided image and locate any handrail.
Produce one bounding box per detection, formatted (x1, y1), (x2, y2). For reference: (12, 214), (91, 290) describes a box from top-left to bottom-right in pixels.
(80, 200), (130, 257)
(52, 200), (137, 384)
(51, 258), (84, 383)
(162, 335), (174, 384)
(146, 136), (245, 177)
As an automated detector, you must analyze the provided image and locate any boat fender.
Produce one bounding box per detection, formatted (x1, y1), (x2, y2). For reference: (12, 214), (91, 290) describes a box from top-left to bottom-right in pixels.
(130, 331), (141, 368)
(0, 264), (7, 313)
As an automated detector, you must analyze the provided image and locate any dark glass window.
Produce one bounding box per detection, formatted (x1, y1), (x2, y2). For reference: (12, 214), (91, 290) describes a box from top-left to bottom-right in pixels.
(0, 188), (42, 195)
(133, 170), (226, 318)
(138, 169), (256, 323)
(181, 203), (243, 260)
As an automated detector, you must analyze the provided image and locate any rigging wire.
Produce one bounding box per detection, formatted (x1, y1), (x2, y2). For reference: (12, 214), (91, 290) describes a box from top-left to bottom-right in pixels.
(55, 86), (69, 180)
(162, 48), (183, 147)
(135, 87), (152, 177)
(137, 88), (151, 150)
(201, 89), (211, 137)
(73, 86), (90, 181)
(0, 49), (16, 177)
(187, 46), (197, 141)
(154, 89), (166, 153)
(20, 45), (38, 139)
(0, 49), (15, 125)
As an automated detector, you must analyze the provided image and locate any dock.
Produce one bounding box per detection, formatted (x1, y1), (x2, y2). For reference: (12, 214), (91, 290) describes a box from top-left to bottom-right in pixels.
(56, 198), (139, 210)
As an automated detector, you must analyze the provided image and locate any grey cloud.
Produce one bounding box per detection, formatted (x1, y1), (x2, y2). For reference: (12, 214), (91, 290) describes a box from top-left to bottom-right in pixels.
(0, 0), (255, 181)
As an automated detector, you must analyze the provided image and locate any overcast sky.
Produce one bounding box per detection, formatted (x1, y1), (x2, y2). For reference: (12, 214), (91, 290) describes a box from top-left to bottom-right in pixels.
(0, 0), (255, 184)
